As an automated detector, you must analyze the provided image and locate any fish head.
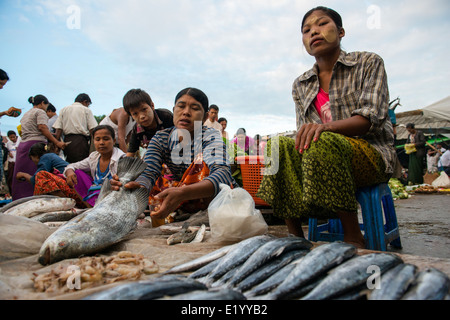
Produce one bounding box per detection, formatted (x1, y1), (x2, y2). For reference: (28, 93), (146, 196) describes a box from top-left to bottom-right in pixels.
(38, 238), (71, 266)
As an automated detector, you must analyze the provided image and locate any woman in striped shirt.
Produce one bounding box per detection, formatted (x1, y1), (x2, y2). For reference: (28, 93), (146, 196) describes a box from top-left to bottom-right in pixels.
(111, 88), (237, 221)
(257, 6), (397, 248)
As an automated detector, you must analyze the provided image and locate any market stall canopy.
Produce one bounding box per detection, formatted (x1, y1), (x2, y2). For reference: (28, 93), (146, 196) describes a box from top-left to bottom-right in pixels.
(395, 96), (450, 141)
(421, 96), (450, 121)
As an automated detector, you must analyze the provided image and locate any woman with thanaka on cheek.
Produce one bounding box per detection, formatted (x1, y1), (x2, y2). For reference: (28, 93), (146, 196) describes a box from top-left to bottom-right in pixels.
(256, 7), (397, 248)
(110, 88), (237, 223)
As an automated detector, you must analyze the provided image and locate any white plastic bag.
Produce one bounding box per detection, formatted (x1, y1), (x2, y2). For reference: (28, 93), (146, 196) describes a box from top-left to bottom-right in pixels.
(208, 184), (268, 243)
(432, 171), (450, 188)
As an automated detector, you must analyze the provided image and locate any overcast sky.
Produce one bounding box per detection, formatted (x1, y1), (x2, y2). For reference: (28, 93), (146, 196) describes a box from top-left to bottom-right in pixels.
(1, 0), (449, 139)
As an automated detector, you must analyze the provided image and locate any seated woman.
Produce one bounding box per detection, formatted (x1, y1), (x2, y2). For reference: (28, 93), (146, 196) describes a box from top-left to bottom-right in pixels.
(64, 125), (125, 207)
(15, 142), (78, 202)
(110, 87), (237, 222)
(256, 7), (397, 248)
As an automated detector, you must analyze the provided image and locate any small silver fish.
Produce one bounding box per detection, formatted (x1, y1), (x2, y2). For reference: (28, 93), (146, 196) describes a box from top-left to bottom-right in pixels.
(166, 222), (198, 245)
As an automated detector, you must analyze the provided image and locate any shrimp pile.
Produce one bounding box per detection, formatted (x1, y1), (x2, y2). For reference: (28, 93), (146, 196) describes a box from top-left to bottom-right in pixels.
(33, 251), (159, 294)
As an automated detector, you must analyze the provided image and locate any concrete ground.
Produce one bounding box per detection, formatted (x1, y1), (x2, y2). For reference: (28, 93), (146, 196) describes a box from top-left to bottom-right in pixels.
(389, 193), (450, 259)
(262, 193), (450, 259)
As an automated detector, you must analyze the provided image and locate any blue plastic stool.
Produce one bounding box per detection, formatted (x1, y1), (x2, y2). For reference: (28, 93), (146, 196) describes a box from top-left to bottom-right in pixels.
(308, 183), (402, 251)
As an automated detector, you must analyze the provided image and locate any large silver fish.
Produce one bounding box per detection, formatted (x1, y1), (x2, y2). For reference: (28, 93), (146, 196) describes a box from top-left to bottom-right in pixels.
(84, 275), (207, 300)
(2, 196), (76, 218)
(204, 235), (275, 283)
(165, 244), (235, 275)
(235, 249), (309, 292)
(38, 157), (149, 265)
(267, 242), (357, 300)
(244, 259), (303, 298)
(302, 253), (403, 300)
(401, 268), (450, 300)
(227, 237), (313, 287)
(369, 263), (418, 300)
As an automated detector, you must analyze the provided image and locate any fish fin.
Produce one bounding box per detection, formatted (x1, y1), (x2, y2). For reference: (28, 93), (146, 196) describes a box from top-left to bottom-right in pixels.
(133, 187), (150, 214)
(117, 157), (147, 182)
(96, 179), (112, 204)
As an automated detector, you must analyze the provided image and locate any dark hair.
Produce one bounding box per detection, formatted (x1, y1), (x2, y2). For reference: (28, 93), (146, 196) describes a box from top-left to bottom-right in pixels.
(175, 88), (209, 113)
(28, 95), (49, 106)
(47, 103), (56, 113)
(122, 89), (153, 115)
(28, 142), (48, 159)
(236, 128), (246, 135)
(0, 69), (9, 81)
(7, 130), (16, 137)
(218, 117), (227, 123)
(301, 6), (343, 30)
(75, 93), (92, 104)
(209, 104), (219, 111)
(406, 123), (415, 129)
(92, 124), (115, 140)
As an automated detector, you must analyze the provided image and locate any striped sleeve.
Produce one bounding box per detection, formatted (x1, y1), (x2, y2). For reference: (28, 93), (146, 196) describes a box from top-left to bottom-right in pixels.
(202, 128), (237, 195)
(135, 132), (167, 191)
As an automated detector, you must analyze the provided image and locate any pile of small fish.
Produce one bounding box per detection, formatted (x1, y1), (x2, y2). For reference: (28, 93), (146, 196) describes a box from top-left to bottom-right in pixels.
(166, 223), (207, 245)
(85, 235), (450, 300)
(33, 251), (159, 294)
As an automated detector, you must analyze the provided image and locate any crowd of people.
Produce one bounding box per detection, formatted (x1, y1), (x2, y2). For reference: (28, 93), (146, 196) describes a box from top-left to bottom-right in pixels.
(0, 68), (264, 218)
(2, 6), (447, 249)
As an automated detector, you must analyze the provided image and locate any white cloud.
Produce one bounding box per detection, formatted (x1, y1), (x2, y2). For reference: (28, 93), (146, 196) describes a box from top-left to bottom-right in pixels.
(25, 0), (450, 134)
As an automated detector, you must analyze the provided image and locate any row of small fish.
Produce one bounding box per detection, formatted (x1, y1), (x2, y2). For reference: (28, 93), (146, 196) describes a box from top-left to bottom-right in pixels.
(163, 236), (450, 300)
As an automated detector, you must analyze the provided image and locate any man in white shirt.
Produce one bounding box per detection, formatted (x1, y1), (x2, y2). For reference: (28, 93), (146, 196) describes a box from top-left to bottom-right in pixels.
(438, 149), (450, 175)
(53, 93), (98, 163)
(6, 130), (20, 192)
(203, 104), (222, 132)
(46, 104), (58, 133)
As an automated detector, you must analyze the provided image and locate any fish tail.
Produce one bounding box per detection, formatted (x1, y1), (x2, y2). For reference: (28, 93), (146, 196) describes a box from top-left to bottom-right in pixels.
(117, 157), (147, 181)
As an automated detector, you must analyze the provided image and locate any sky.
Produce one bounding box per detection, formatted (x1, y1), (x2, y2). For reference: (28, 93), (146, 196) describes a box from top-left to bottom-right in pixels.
(1, 0), (449, 140)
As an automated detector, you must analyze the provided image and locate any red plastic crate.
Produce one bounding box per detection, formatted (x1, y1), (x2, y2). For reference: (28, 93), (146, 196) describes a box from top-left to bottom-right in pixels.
(236, 155), (270, 206)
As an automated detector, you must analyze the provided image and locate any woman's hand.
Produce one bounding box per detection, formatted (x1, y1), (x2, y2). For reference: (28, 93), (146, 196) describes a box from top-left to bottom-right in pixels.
(56, 141), (67, 150)
(16, 172), (31, 182)
(295, 123), (327, 153)
(109, 174), (143, 191)
(65, 169), (77, 187)
(150, 187), (185, 220)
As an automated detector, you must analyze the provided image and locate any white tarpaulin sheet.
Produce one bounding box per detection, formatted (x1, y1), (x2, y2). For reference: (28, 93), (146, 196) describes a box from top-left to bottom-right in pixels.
(421, 96), (450, 122)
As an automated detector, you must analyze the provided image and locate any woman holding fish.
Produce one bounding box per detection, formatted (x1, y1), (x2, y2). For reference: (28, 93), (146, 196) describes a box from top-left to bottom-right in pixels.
(256, 7), (397, 248)
(111, 87), (237, 221)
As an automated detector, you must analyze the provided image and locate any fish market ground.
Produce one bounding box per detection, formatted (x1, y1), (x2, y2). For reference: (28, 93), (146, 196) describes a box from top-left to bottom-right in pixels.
(0, 193), (449, 300)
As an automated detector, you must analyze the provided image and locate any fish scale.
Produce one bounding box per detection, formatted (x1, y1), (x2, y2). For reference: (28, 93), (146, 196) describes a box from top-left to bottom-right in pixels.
(267, 242), (357, 300)
(38, 157), (149, 265)
(227, 237), (313, 287)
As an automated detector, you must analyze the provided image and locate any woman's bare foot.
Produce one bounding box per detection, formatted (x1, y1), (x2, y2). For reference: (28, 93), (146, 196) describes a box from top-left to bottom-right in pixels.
(285, 218), (305, 238)
(337, 211), (366, 249)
